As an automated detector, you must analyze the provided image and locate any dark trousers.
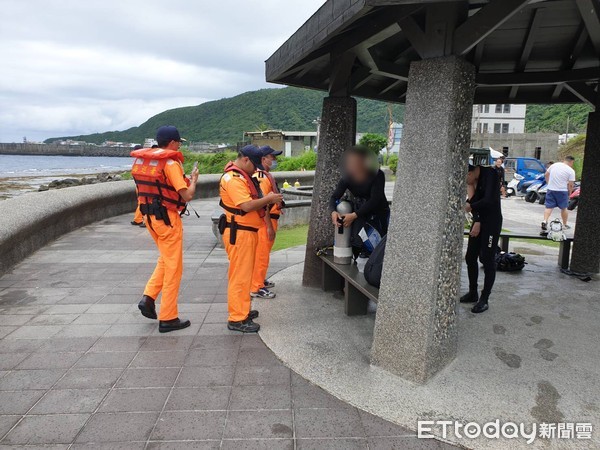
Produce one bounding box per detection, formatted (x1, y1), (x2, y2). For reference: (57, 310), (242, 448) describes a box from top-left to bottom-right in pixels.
(465, 221), (501, 297)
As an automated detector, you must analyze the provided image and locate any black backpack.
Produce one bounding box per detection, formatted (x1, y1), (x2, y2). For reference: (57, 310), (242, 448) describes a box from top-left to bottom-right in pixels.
(364, 235), (387, 288)
(496, 251), (526, 272)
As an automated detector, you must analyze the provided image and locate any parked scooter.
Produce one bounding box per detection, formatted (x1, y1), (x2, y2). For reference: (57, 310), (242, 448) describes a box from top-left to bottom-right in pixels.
(520, 172), (545, 195)
(568, 185), (581, 210)
(537, 184), (548, 205)
(524, 175), (546, 203)
(505, 173), (524, 197)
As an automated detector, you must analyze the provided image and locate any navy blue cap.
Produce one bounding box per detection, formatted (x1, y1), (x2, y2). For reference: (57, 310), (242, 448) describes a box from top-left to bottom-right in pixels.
(240, 145), (264, 170)
(156, 125), (186, 143)
(259, 145), (283, 157)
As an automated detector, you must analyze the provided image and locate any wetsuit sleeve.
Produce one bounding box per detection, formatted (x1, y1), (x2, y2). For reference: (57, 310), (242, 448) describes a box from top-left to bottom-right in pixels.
(356, 171), (386, 218)
(329, 178), (348, 212)
(470, 170), (497, 213)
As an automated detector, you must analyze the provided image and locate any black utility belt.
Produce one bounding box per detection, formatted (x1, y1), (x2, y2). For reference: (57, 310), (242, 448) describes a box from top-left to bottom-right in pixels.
(270, 214), (280, 220)
(218, 214), (258, 245)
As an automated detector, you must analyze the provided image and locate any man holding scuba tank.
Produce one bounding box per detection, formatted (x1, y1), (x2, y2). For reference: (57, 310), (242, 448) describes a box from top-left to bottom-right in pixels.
(219, 145), (283, 333)
(131, 126), (198, 333)
(250, 145), (283, 299)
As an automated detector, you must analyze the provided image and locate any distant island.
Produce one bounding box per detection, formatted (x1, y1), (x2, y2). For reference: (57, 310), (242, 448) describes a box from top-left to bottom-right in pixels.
(45, 87), (593, 146)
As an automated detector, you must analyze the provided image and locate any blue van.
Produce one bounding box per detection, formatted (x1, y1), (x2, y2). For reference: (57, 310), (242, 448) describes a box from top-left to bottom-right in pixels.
(504, 157), (545, 182)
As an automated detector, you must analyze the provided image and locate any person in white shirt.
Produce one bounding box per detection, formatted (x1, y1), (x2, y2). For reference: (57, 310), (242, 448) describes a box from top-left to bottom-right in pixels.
(542, 156), (576, 231)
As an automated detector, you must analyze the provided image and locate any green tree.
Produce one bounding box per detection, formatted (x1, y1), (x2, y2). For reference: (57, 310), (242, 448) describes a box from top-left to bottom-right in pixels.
(359, 133), (387, 155)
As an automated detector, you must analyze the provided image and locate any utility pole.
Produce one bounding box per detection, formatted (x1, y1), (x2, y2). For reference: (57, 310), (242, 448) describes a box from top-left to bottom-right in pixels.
(386, 103), (394, 164)
(565, 116), (570, 143)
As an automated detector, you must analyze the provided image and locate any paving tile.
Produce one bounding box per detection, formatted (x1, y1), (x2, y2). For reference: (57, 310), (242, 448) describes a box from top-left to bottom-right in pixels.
(0, 339), (44, 354)
(221, 440), (294, 450)
(0, 390), (45, 414)
(197, 323), (240, 336)
(90, 336), (147, 352)
(0, 315), (35, 326)
(71, 313), (122, 325)
(150, 411), (226, 441)
(367, 437), (454, 449)
(2, 414), (89, 445)
(233, 365), (291, 386)
(164, 386), (231, 411)
(229, 384), (291, 410)
(224, 410), (293, 439)
(116, 367), (180, 388)
(44, 305), (90, 314)
(0, 415), (21, 440)
(86, 304), (131, 314)
(240, 335), (267, 349)
(104, 323), (156, 337)
(147, 440), (220, 449)
(130, 351), (186, 368)
(236, 348), (281, 366)
(139, 336), (194, 352)
(31, 389), (108, 414)
(294, 408), (365, 438)
(0, 353), (29, 370)
(0, 369), (66, 390)
(296, 438), (368, 449)
(0, 327), (17, 339)
(36, 337), (97, 353)
(27, 314), (79, 326)
(72, 443), (146, 449)
(358, 410), (414, 437)
(16, 352), (83, 369)
(55, 368), (124, 389)
(292, 378), (353, 410)
(191, 335), (241, 350)
(53, 324), (112, 338)
(74, 351), (137, 369)
(5, 325), (64, 340)
(99, 387), (170, 412)
(184, 348), (238, 367)
(76, 412), (158, 443)
(176, 366), (235, 387)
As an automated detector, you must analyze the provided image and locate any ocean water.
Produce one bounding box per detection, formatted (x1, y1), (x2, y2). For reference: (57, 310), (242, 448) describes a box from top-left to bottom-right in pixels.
(0, 154), (134, 176)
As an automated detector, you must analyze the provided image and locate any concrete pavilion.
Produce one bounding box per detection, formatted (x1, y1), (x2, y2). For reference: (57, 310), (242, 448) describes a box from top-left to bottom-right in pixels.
(266, 0), (600, 384)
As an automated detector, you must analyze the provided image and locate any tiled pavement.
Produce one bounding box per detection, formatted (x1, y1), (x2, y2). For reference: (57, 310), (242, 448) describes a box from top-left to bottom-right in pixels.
(0, 198), (451, 449)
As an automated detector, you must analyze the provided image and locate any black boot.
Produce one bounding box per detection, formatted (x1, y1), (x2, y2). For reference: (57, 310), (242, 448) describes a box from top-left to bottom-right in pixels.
(227, 318), (260, 333)
(248, 310), (259, 320)
(459, 290), (479, 304)
(159, 318), (191, 333)
(138, 295), (157, 319)
(471, 292), (489, 314)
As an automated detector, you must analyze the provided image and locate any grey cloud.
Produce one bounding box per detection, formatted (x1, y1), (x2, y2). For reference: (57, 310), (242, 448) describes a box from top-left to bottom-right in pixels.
(0, 0), (325, 142)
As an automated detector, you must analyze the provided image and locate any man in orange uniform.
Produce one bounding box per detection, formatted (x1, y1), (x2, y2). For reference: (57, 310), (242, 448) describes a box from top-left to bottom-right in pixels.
(219, 145), (283, 332)
(132, 126), (198, 333)
(250, 145), (283, 299)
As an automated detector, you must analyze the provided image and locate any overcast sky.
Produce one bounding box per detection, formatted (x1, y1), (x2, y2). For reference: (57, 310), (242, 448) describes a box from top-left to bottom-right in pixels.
(0, 0), (325, 142)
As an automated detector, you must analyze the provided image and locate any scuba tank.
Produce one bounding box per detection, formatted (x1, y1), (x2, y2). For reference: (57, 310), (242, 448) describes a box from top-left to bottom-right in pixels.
(333, 200), (353, 264)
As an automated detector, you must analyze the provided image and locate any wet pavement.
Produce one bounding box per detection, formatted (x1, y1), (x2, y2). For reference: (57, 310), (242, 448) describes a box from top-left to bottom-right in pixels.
(0, 198), (449, 449)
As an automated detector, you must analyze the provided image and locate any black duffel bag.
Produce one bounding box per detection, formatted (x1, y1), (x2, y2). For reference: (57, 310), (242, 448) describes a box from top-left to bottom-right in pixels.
(364, 235), (387, 288)
(496, 251), (526, 272)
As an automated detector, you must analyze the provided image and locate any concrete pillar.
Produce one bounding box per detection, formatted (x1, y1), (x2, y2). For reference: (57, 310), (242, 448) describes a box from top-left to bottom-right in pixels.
(302, 96), (357, 287)
(570, 112), (600, 274)
(371, 56), (475, 384)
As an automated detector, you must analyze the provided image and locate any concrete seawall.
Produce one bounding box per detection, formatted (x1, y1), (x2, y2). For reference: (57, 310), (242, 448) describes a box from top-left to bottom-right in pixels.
(0, 171), (314, 275)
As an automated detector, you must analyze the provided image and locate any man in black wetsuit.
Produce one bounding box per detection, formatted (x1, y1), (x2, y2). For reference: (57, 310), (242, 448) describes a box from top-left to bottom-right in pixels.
(329, 145), (390, 258)
(461, 164), (503, 314)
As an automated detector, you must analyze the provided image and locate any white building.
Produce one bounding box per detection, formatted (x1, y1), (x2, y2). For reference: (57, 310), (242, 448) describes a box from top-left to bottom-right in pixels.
(472, 104), (527, 134)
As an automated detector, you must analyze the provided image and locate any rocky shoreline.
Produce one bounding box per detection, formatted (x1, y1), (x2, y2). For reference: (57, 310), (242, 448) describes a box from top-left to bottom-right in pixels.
(38, 172), (123, 192)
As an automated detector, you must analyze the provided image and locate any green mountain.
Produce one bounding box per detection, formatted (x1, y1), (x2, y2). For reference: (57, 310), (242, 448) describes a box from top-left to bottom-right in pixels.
(46, 87), (404, 145)
(47, 86), (594, 145)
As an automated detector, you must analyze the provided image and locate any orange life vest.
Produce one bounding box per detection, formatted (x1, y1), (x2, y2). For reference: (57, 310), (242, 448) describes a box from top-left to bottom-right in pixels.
(130, 148), (189, 212)
(220, 161), (265, 218)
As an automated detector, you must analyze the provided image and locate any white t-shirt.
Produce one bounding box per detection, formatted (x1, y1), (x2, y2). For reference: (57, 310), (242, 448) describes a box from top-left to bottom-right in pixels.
(547, 162), (576, 192)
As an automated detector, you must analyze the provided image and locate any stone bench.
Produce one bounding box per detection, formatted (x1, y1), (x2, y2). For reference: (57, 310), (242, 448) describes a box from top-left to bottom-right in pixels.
(464, 231), (574, 269)
(319, 253), (379, 316)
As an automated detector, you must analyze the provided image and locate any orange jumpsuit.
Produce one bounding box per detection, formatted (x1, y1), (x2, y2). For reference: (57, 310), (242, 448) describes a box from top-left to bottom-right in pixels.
(133, 203), (144, 224)
(220, 170), (263, 322)
(251, 170), (281, 292)
(142, 161), (188, 321)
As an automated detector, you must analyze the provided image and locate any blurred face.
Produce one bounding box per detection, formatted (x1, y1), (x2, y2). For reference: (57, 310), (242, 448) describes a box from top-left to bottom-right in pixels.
(495, 158), (503, 167)
(467, 167), (479, 185)
(165, 140), (181, 151)
(239, 156), (256, 174)
(344, 152), (369, 182)
(262, 154), (276, 171)
(565, 159), (575, 167)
